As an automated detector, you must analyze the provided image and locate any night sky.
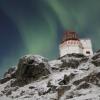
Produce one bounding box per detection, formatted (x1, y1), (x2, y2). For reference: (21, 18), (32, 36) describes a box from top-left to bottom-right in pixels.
(0, 0), (100, 77)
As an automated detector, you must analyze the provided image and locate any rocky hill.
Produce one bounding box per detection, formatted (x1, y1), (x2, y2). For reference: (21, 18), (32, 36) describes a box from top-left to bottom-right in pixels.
(0, 51), (100, 100)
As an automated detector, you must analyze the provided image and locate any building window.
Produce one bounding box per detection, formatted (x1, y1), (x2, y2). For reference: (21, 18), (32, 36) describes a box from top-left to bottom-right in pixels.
(86, 51), (90, 54)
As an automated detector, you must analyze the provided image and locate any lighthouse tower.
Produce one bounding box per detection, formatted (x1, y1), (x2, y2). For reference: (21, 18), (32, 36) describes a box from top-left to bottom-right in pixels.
(59, 31), (93, 57)
(59, 31), (83, 57)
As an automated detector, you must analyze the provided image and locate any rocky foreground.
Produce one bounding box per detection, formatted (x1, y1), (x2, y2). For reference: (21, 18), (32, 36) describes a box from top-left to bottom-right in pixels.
(0, 51), (100, 100)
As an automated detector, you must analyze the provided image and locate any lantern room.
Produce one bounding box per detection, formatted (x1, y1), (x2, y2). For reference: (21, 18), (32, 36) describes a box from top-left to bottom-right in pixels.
(61, 31), (79, 43)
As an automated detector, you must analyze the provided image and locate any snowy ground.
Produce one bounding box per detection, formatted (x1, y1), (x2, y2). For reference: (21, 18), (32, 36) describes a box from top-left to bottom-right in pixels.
(0, 53), (100, 100)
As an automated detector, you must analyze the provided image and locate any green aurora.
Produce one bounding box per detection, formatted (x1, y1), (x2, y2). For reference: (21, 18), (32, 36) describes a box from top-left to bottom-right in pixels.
(0, 0), (100, 77)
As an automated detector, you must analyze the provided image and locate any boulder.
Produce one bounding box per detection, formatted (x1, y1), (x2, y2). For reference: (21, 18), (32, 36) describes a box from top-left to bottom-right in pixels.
(0, 67), (16, 84)
(4, 67), (16, 78)
(16, 55), (51, 84)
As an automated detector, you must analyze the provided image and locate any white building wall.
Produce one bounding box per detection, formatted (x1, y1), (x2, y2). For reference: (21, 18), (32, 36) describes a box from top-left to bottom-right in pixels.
(80, 39), (93, 56)
(59, 43), (83, 57)
(59, 39), (93, 57)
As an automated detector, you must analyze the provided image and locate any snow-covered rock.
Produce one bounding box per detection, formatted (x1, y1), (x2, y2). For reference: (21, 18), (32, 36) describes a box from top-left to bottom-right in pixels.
(15, 55), (51, 86)
(0, 53), (100, 100)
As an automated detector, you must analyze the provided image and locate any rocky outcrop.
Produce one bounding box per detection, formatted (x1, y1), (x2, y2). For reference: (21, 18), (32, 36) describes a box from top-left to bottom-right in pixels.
(73, 71), (100, 86)
(91, 51), (100, 66)
(15, 55), (51, 86)
(0, 67), (16, 84)
(0, 55), (51, 86)
(1, 52), (100, 100)
(59, 54), (88, 69)
(4, 67), (16, 78)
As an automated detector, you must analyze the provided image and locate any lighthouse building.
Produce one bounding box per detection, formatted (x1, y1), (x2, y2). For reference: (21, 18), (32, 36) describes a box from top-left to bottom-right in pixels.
(59, 31), (93, 57)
